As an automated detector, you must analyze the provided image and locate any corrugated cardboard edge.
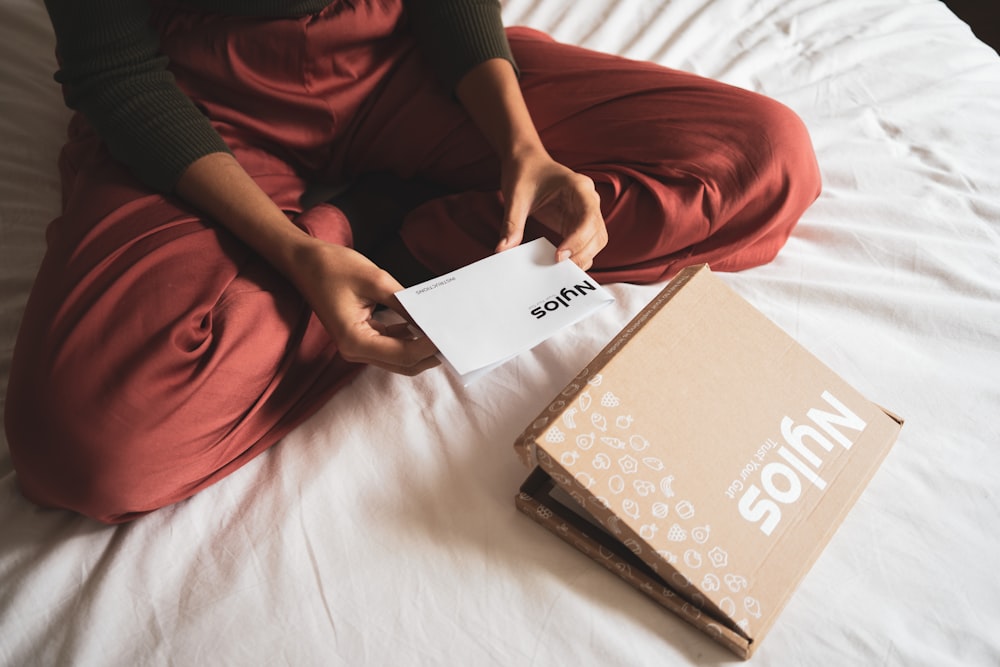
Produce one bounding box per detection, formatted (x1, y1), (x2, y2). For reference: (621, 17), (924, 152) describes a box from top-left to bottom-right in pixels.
(516, 467), (752, 660)
(518, 448), (744, 643)
(513, 264), (706, 469)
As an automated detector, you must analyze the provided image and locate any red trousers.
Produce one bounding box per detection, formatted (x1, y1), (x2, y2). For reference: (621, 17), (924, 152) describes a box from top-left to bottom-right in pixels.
(5, 2), (820, 522)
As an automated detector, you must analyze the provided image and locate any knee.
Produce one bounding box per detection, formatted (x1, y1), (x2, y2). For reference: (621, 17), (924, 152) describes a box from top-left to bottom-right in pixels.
(695, 93), (821, 273)
(726, 93), (822, 256)
(5, 390), (160, 523)
(5, 344), (186, 523)
(754, 95), (823, 205)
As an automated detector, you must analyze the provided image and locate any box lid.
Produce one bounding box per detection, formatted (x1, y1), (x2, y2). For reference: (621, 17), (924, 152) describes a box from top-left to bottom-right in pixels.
(514, 265), (902, 649)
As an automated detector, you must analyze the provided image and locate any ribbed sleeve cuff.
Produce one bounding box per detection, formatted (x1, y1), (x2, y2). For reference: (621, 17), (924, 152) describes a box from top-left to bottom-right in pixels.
(408, 0), (518, 92)
(86, 72), (232, 192)
(48, 0), (233, 193)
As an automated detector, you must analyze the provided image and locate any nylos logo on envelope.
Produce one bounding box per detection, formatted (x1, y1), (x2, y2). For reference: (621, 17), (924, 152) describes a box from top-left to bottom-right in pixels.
(395, 238), (615, 384)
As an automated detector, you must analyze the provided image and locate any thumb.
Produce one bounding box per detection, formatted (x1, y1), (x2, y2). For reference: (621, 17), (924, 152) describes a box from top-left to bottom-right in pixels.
(497, 185), (533, 253)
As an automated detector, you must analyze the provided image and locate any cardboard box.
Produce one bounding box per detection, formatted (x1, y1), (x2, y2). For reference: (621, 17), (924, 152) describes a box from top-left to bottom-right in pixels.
(513, 265), (903, 659)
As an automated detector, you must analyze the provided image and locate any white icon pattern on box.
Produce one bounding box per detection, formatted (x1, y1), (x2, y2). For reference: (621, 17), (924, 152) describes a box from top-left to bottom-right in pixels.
(542, 372), (762, 631)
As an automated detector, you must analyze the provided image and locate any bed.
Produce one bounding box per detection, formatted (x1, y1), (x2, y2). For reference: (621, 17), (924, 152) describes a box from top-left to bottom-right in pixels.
(2, 0), (998, 664)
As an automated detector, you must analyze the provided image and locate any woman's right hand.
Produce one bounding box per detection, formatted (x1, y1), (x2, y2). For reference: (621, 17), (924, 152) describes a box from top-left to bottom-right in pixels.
(176, 153), (438, 376)
(291, 240), (440, 375)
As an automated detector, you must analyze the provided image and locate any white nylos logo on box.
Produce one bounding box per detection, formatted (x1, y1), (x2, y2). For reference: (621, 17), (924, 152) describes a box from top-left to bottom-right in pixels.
(731, 391), (867, 536)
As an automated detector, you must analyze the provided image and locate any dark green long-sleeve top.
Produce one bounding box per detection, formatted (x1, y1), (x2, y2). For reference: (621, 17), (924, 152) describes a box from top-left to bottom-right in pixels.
(43, 0), (515, 192)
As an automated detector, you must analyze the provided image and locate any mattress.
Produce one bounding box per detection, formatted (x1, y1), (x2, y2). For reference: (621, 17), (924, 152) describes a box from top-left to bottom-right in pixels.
(2, 0), (999, 664)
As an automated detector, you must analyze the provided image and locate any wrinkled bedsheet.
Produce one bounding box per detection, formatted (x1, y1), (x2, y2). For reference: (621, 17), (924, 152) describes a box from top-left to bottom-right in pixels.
(2, 0), (999, 664)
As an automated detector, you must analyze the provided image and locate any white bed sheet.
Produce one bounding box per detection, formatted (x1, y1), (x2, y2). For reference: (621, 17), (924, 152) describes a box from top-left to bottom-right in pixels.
(2, 0), (999, 664)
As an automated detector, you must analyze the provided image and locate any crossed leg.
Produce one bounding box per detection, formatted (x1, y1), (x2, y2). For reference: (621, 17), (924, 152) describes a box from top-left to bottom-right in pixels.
(342, 27), (820, 284)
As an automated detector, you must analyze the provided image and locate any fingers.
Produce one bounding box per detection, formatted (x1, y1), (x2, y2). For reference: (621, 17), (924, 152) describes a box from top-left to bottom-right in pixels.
(497, 186), (531, 253)
(347, 280), (440, 374)
(303, 246), (440, 376)
(533, 172), (605, 270)
(556, 182), (607, 271)
(498, 156), (609, 269)
(338, 318), (440, 375)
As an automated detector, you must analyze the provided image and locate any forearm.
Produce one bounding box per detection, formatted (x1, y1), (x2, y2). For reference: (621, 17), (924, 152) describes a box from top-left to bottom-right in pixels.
(175, 152), (439, 375)
(455, 58), (546, 161)
(175, 153), (319, 285)
(454, 58), (607, 267)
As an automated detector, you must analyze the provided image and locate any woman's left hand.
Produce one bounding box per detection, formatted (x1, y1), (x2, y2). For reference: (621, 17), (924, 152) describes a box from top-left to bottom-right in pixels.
(455, 58), (608, 271)
(496, 147), (608, 271)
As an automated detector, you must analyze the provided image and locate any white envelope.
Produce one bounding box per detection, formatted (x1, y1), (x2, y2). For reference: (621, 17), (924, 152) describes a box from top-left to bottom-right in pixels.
(395, 238), (615, 384)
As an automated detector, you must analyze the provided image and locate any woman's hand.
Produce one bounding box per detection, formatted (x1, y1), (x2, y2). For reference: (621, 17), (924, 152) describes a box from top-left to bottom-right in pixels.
(496, 146), (607, 270)
(177, 152), (438, 375)
(290, 241), (440, 375)
(456, 58), (608, 270)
